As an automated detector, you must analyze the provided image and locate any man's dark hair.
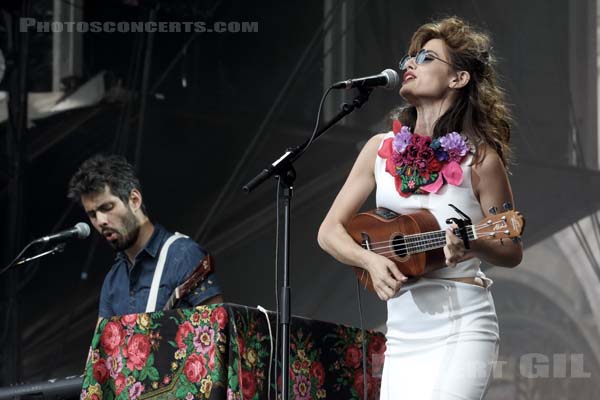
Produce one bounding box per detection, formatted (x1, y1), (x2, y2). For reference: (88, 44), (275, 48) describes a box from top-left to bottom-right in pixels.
(68, 154), (148, 215)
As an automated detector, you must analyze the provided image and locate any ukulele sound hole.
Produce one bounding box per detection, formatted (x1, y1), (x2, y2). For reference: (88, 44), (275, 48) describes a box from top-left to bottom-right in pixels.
(392, 235), (407, 257)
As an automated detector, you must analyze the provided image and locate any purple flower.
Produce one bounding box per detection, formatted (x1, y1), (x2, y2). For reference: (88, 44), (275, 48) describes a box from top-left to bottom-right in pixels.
(293, 375), (311, 400)
(439, 132), (468, 162)
(129, 382), (144, 400)
(392, 126), (412, 153)
(227, 388), (240, 400)
(194, 325), (215, 354)
(105, 355), (123, 379)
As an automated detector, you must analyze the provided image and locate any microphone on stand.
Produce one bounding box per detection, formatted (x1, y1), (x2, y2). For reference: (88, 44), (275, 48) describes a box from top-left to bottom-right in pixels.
(33, 222), (91, 244)
(1, 223), (91, 275)
(331, 68), (400, 90)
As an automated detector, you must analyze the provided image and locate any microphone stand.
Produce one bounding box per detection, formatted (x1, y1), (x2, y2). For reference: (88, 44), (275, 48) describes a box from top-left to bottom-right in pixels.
(15, 243), (66, 266)
(243, 87), (373, 399)
(0, 241), (67, 277)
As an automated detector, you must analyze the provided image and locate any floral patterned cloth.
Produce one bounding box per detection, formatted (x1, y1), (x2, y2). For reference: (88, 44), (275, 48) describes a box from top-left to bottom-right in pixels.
(81, 304), (385, 399)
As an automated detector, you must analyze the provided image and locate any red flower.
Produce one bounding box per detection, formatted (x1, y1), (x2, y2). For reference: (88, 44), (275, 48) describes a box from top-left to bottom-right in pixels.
(93, 359), (109, 384)
(120, 313), (137, 327)
(126, 334), (151, 371)
(344, 346), (362, 369)
(310, 361), (326, 386)
(427, 159), (442, 173)
(191, 312), (201, 325)
(368, 335), (386, 356)
(100, 321), (125, 357)
(201, 309), (210, 320)
(352, 370), (373, 398)
(184, 353), (207, 383)
(419, 147), (434, 162)
(405, 144), (419, 161)
(208, 343), (216, 370)
(241, 370), (257, 399)
(175, 321), (195, 349)
(211, 307), (228, 330)
(115, 373), (127, 395)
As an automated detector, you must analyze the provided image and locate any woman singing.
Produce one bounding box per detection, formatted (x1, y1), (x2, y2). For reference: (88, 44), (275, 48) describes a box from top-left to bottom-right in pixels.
(318, 16), (522, 399)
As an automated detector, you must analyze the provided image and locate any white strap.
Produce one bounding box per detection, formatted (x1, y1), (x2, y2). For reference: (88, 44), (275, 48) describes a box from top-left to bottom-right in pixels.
(145, 232), (188, 313)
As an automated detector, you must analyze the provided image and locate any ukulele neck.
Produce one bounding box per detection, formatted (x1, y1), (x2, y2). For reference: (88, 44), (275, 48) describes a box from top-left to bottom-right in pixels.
(405, 226), (476, 255)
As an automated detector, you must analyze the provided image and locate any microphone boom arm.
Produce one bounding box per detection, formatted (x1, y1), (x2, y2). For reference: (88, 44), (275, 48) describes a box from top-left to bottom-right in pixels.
(243, 87), (373, 192)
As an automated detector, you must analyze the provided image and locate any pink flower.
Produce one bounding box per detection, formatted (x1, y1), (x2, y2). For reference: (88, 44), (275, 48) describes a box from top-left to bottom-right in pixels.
(106, 355), (123, 378)
(120, 313), (137, 327)
(184, 353), (207, 383)
(293, 375), (311, 400)
(420, 161), (464, 194)
(175, 321), (194, 349)
(125, 334), (151, 371)
(211, 307), (228, 330)
(194, 325), (214, 354)
(100, 321), (125, 357)
(128, 382), (144, 400)
(115, 374), (127, 395)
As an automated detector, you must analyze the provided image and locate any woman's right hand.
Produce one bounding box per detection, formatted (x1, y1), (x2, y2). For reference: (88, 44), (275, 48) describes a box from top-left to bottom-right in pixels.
(361, 252), (408, 301)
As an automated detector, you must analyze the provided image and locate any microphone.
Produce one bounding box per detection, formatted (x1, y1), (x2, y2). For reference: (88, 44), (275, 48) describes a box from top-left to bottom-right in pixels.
(33, 222), (91, 244)
(332, 68), (400, 90)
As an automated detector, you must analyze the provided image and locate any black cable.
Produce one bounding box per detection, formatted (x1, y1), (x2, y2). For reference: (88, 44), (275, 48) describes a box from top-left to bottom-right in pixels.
(193, 0), (351, 244)
(0, 242), (35, 277)
(273, 179), (281, 399)
(356, 279), (368, 400)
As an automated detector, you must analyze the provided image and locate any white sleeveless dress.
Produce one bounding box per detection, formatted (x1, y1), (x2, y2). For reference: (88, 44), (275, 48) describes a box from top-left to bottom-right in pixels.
(375, 132), (499, 400)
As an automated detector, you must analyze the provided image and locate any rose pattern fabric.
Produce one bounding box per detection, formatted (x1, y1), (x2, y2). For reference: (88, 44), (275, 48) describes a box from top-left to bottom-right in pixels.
(82, 304), (385, 399)
(326, 326), (386, 399)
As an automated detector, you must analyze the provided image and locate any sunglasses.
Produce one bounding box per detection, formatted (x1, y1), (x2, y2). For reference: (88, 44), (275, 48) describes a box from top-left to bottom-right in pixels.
(399, 48), (454, 71)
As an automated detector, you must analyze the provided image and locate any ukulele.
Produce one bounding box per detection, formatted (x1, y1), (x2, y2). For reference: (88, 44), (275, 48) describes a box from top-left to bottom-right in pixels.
(345, 206), (525, 292)
(163, 254), (215, 311)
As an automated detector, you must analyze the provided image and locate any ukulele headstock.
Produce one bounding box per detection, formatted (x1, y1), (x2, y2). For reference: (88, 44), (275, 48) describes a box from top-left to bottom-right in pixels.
(177, 255), (214, 299)
(476, 210), (525, 241)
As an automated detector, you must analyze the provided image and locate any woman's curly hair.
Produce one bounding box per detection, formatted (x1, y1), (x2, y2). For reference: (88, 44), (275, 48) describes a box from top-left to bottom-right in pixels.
(393, 16), (513, 167)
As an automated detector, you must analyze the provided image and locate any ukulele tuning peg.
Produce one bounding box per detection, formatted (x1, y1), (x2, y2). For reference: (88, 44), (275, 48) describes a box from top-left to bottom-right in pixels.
(488, 206), (498, 215)
(502, 202), (513, 211)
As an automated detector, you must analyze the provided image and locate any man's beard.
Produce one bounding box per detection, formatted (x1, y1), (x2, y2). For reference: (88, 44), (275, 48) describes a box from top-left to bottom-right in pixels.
(109, 208), (140, 251)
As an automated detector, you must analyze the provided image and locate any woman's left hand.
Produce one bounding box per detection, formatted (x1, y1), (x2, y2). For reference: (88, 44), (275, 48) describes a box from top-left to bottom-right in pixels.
(444, 223), (474, 267)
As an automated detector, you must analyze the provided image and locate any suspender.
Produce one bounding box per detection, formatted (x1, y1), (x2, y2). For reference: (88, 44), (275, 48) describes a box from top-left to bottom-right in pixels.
(145, 232), (188, 313)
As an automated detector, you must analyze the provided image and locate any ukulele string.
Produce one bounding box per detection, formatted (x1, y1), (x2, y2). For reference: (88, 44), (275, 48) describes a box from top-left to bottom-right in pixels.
(359, 223), (496, 248)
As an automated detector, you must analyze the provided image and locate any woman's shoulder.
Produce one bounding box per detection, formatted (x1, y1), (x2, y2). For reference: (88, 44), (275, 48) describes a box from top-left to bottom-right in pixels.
(472, 144), (507, 179)
(365, 132), (392, 149)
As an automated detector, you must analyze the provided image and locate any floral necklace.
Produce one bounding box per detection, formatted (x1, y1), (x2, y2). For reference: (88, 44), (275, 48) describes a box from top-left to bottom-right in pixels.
(377, 120), (471, 197)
